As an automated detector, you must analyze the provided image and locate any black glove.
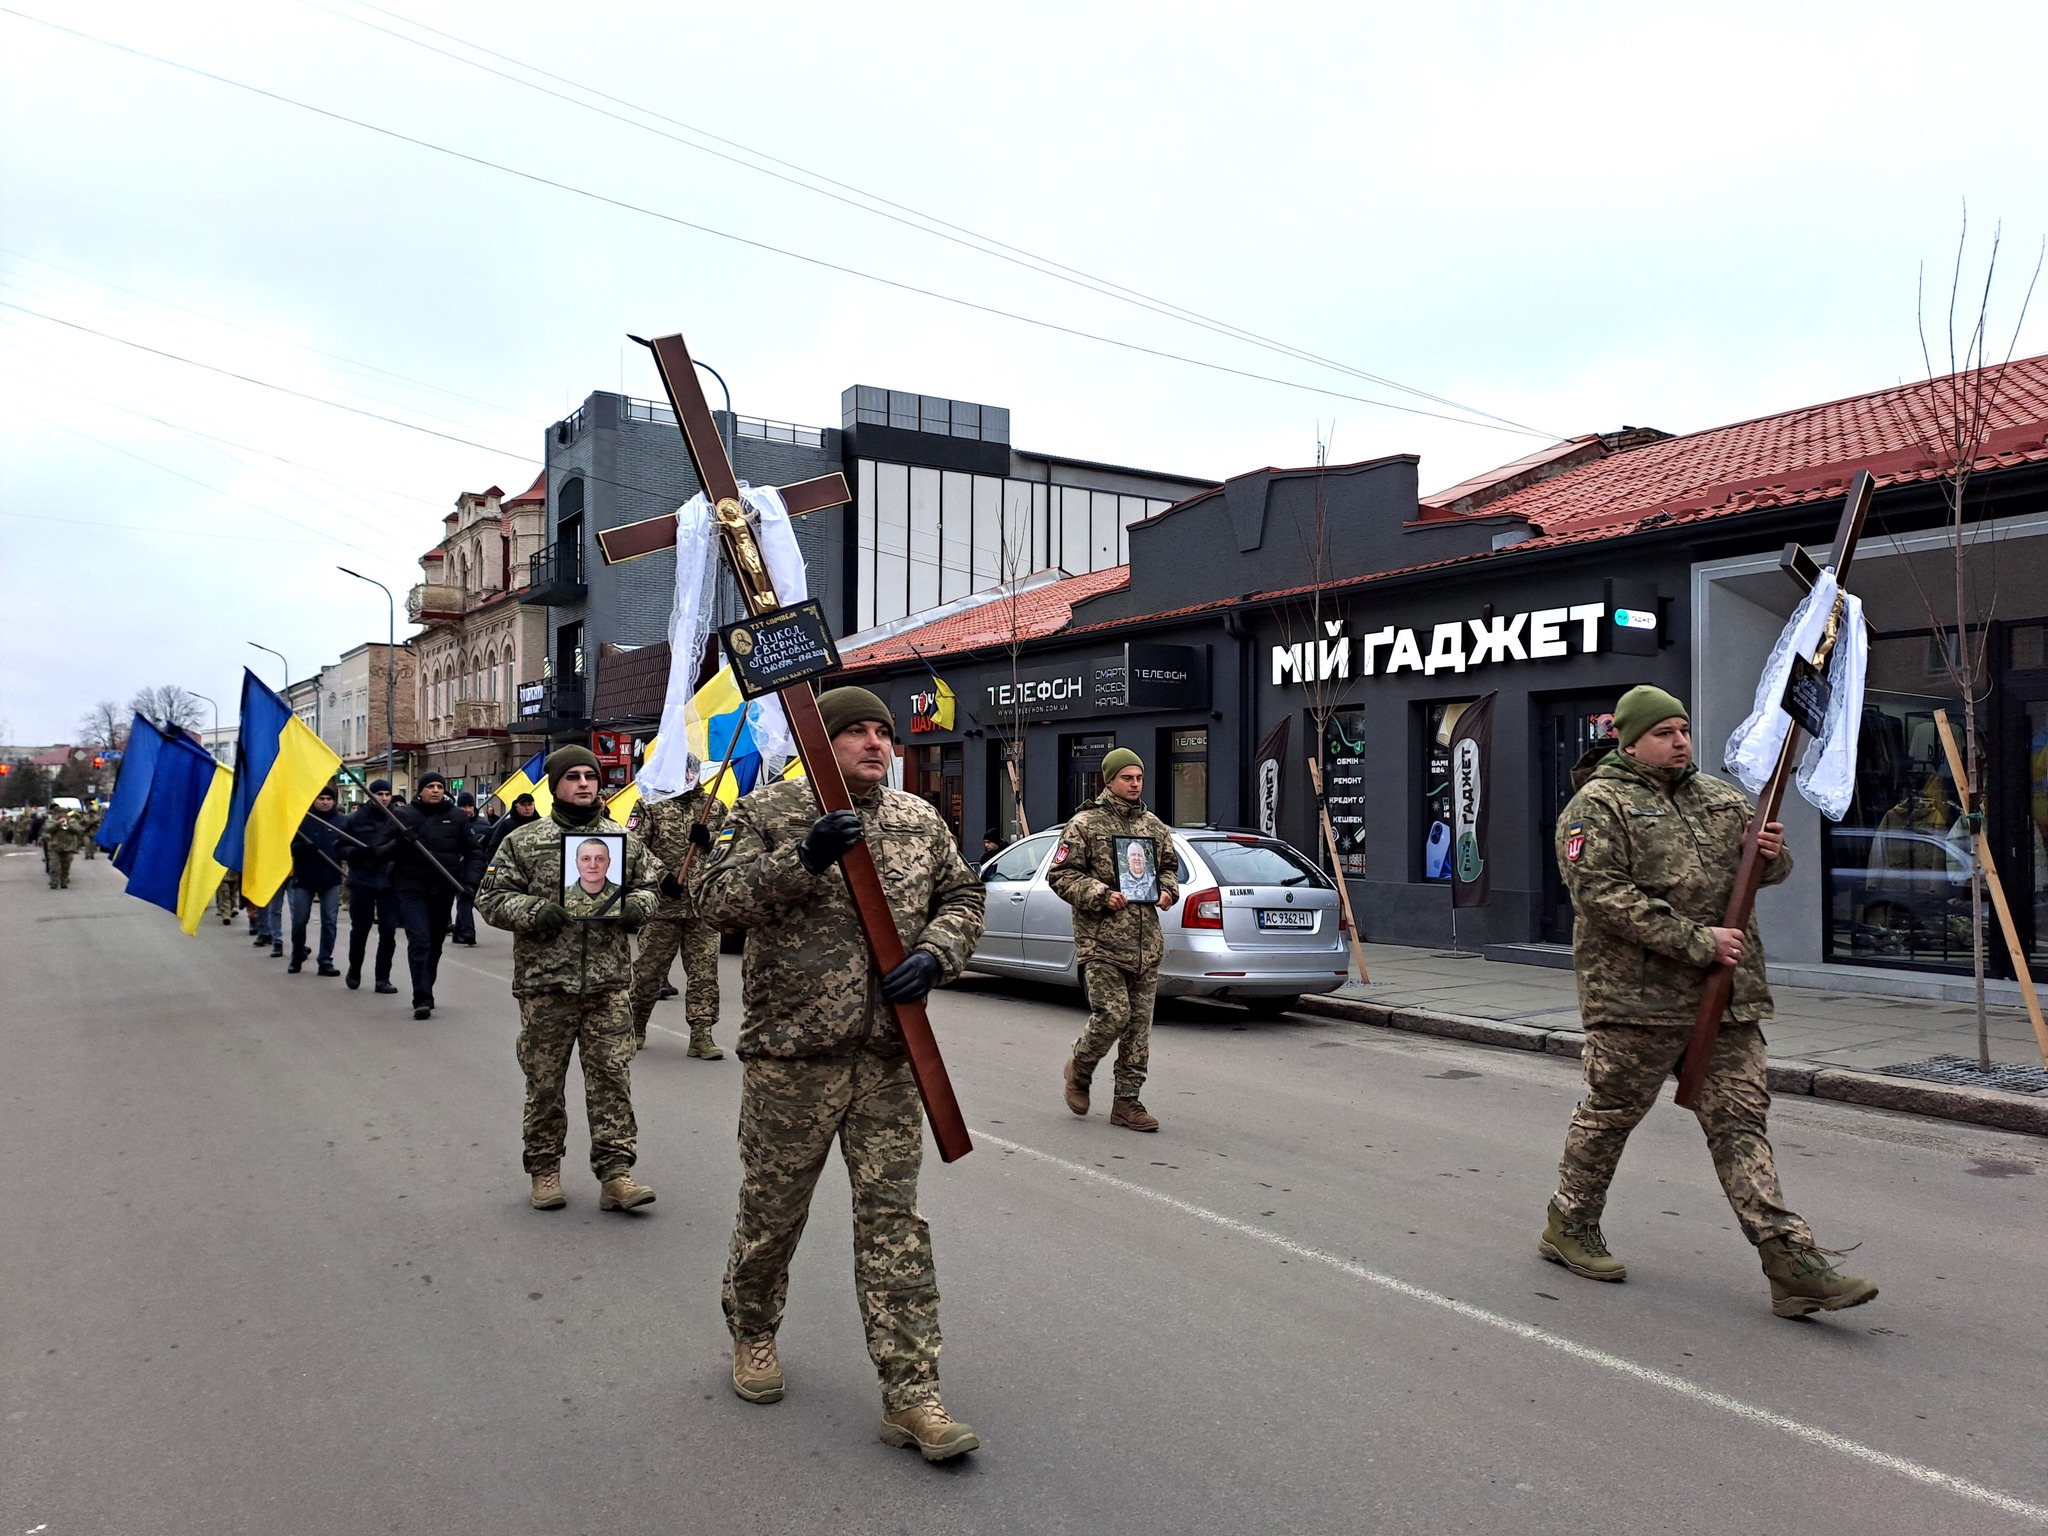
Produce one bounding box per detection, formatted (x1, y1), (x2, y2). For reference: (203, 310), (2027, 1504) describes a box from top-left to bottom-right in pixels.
(620, 906), (646, 934)
(687, 822), (712, 850)
(880, 949), (943, 1004)
(797, 809), (864, 874)
(529, 902), (570, 936)
(660, 872), (685, 901)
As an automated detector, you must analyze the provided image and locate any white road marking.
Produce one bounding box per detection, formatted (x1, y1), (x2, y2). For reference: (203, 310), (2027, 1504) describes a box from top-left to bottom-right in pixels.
(979, 1130), (2048, 1525)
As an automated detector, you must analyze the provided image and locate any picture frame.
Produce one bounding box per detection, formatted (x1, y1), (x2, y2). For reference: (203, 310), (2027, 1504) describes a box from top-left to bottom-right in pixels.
(1115, 835), (1160, 905)
(560, 832), (626, 921)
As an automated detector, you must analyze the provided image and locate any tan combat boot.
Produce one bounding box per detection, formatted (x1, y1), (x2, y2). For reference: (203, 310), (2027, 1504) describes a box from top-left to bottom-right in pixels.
(687, 1029), (725, 1060)
(599, 1174), (656, 1211)
(1063, 1058), (1091, 1116)
(1759, 1237), (1878, 1317)
(530, 1170), (567, 1210)
(1539, 1203), (1626, 1281)
(1110, 1097), (1159, 1132)
(732, 1336), (784, 1403)
(880, 1399), (980, 1462)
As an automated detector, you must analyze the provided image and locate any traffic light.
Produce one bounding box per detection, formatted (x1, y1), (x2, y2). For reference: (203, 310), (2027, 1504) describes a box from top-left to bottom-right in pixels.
(93, 755), (105, 769)
(0, 763), (11, 776)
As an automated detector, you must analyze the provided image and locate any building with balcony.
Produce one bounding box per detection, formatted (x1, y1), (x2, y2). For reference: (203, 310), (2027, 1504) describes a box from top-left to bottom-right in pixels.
(408, 475), (549, 801)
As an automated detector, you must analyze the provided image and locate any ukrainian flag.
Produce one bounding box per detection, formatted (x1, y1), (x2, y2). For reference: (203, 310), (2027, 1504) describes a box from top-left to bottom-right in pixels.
(215, 668), (343, 907)
(496, 749), (552, 818)
(611, 669), (808, 821)
(96, 713), (166, 852)
(113, 733), (235, 934)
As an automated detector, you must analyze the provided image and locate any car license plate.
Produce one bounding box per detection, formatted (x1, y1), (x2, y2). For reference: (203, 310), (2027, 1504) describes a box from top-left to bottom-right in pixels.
(1257, 909), (1313, 929)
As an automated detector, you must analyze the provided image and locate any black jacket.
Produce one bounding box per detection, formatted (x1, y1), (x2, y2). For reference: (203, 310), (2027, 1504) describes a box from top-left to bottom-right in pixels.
(340, 804), (394, 890)
(483, 807), (542, 867)
(290, 808), (346, 893)
(379, 797), (485, 896)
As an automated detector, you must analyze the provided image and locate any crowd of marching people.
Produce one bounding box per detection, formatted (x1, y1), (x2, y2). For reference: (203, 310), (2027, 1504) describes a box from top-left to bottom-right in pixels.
(224, 772), (548, 1020)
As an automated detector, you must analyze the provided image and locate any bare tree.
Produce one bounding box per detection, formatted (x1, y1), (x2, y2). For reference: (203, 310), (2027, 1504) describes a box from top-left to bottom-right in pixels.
(78, 700), (127, 751)
(128, 684), (206, 733)
(1891, 208), (2043, 1068)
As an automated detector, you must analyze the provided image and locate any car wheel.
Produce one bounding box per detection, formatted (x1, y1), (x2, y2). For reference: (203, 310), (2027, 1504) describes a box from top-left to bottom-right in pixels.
(1241, 995), (1302, 1020)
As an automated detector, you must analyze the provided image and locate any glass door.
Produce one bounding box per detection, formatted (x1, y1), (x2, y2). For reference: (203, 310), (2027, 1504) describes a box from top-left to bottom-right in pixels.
(1538, 696), (1619, 944)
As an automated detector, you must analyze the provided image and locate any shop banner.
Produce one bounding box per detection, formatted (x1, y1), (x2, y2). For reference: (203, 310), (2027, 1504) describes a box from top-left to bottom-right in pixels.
(1448, 691), (1497, 909)
(1253, 717), (1290, 837)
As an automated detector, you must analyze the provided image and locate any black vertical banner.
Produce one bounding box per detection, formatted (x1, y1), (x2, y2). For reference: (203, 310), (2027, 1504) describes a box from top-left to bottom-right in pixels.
(1448, 690), (1497, 909)
(1252, 717), (1290, 837)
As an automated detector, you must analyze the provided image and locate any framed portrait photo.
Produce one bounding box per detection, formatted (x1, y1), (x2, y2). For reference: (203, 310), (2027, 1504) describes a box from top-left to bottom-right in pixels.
(1115, 835), (1160, 905)
(561, 832), (626, 920)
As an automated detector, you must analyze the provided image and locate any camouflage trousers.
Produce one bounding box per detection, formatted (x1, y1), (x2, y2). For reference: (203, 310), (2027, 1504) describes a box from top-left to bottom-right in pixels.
(1553, 1022), (1811, 1246)
(628, 913), (721, 1041)
(47, 849), (72, 888)
(214, 869), (241, 920)
(724, 1050), (941, 1412)
(516, 989), (638, 1181)
(1073, 960), (1158, 1100)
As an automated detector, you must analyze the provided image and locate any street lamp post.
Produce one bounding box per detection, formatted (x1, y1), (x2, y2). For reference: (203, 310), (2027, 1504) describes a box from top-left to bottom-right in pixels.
(249, 640), (318, 749)
(337, 568), (398, 789)
(189, 691), (222, 762)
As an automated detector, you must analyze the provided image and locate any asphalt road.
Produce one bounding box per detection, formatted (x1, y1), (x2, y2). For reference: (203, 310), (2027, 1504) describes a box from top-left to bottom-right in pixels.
(5, 849), (2046, 1536)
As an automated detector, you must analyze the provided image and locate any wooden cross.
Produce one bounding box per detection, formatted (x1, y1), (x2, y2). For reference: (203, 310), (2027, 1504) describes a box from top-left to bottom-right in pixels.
(607, 331), (973, 1162)
(1675, 471), (1872, 1109)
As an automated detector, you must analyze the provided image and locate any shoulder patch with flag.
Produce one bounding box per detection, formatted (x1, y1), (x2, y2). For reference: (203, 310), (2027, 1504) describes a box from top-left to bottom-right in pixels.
(1052, 841), (1071, 865)
(1565, 821), (1586, 863)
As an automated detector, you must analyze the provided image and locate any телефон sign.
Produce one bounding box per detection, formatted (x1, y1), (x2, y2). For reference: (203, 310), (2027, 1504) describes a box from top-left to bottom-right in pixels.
(1124, 643), (1208, 710)
(721, 601), (842, 701)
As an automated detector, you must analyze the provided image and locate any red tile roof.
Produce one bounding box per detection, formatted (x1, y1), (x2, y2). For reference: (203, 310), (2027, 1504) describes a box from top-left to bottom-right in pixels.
(504, 470), (546, 509)
(841, 355), (2048, 669)
(839, 567), (1131, 673)
(1446, 354), (2048, 539)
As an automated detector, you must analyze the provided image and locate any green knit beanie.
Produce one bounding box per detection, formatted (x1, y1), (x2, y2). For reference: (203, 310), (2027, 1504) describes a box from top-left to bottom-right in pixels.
(544, 744), (601, 793)
(1100, 747), (1143, 780)
(1612, 685), (1688, 747)
(818, 686), (895, 739)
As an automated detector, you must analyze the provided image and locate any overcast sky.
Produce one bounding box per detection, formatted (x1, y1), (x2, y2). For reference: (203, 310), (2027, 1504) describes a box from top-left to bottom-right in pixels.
(3, 0), (2044, 744)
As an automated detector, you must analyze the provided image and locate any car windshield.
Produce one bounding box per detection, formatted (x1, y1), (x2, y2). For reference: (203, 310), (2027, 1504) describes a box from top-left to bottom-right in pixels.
(1191, 838), (1329, 888)
(984, 833), (1055, 883)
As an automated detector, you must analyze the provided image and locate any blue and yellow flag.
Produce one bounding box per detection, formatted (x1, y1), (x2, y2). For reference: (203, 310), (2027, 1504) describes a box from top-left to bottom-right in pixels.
(216, 668), (343, 906)
(114, 732), (235, 935)
(96, 713), (165, 852)
(495, 748), (552, 818)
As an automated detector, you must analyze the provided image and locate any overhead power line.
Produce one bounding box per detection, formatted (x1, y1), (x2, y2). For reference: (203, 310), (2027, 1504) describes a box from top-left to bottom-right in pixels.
(313, 0), (1556, 438)
(0, 8), (1550, 439)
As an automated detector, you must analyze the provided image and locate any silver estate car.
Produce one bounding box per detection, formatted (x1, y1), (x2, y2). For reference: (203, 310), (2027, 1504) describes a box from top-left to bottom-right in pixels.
(970, 828), (1352, 1016)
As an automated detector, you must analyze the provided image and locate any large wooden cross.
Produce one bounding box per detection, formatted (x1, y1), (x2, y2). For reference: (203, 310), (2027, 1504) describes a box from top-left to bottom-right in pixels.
(605, 331), (973, 1162)
(1674, 470), (1873, 1109)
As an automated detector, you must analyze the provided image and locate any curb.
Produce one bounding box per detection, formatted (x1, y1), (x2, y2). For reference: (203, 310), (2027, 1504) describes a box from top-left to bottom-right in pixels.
(1296, 994), (2048, 1139)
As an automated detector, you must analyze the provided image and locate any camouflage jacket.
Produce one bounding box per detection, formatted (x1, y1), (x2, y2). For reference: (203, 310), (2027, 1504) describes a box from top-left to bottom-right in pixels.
(1557, 748), (1791, 1028)
(41, 814), (85, 854)
(475, 810), (660, 997)
(690, 779), (985, 1060)
(629, 787), (726, 921)
(1047, 794), (1181, 970)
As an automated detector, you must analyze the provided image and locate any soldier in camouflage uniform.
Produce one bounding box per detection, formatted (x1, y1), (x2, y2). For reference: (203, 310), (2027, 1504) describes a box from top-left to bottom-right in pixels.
(81, 804), (102, 859)
(476, 746), (662, 1213)
(214, 866), (242, 925)
(1545, 685), (1877, 1318)
(1048, 747), (1180, 1132)
(42, 809), (84, 889)
(691, 687), (985, 1463)
(628, 786), (726, 1058)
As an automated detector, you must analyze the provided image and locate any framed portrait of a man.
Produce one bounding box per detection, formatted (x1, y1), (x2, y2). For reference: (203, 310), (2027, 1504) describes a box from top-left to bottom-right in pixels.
(1115, 836), (1159, 905)
(561, 832), (626, 920)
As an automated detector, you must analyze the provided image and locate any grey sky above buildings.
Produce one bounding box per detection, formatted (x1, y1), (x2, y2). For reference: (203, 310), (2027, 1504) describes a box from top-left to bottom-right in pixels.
(1, 0), (2044, 743)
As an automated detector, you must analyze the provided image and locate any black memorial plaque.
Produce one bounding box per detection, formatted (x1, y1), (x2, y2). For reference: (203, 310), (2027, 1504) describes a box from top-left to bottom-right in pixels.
(1780, 654), (1832, 737)
(721, 601), (842, 701)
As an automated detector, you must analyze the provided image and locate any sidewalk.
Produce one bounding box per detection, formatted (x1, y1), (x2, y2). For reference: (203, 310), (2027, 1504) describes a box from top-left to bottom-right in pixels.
(1299, 943), (2048, 1137)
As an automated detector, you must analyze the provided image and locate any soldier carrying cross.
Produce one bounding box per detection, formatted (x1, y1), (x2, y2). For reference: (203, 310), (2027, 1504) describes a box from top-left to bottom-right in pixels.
(608, 332), (986, 1463)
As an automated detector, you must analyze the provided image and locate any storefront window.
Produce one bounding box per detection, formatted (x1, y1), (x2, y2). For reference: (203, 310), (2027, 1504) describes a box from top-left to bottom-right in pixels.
(1061, 732), (1116, 820)
(1321, 712), (1369, 876)
(1419, 700), (1479, 882)
(905, 742), (964, 846)
(1161, 727), (1208, 826)
(1823, 632), (1982, 970)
